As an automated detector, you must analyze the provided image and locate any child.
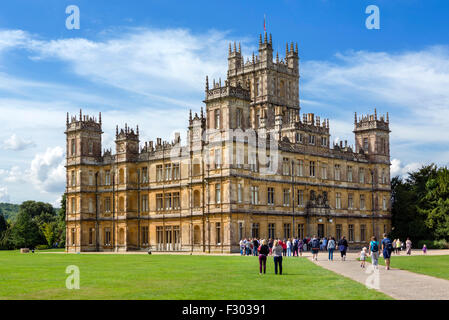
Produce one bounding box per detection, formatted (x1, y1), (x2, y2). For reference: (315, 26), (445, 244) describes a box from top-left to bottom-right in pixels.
(360, 247), (367, 268)
(422, 244), (427, 255)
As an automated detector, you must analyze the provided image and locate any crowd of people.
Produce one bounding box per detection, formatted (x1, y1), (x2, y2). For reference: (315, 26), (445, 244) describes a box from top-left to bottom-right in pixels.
(240, 234), (424, 275)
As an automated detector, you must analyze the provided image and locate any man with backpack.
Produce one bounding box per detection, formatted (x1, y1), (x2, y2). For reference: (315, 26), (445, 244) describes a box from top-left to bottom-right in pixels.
(368, 235), (379, 269)
(381, 233), (393, 270)
(311, 235), (320, 261)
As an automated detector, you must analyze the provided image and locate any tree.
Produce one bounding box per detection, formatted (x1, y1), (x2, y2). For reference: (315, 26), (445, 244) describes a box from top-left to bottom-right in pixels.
(19, 201), (54, 218)
(41, 222), (57, 247)
(419, 167), (449, 240)
(10, 210), (41, 248)
(0, 213), (7, 236)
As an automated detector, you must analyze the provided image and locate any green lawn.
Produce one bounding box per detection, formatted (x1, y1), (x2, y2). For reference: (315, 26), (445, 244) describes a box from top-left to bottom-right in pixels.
(366, 254), (449, 280)
(0, 250), (390, 300)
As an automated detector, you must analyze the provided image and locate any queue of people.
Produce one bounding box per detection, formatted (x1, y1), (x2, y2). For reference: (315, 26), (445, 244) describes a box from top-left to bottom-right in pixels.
(240, 233), (420, 274)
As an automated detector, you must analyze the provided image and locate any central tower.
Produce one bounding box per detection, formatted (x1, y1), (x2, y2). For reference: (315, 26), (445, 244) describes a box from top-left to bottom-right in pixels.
(224, 32), (299, 130)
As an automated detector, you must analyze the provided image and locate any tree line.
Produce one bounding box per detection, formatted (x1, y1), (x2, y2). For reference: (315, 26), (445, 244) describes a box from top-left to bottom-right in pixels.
(391, 164), (449, 248)
(0, 195), (66, 250)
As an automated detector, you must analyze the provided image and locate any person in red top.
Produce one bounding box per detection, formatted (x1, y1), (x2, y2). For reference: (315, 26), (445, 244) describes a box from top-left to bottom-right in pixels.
(281, 239), (287, 256)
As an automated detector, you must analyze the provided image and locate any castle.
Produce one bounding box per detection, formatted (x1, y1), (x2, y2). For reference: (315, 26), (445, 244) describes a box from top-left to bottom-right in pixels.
(65, 32), (391, 252)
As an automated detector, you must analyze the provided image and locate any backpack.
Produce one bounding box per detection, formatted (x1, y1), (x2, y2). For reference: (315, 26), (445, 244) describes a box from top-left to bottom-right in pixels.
(371, 241), (379, 252)
(386, 239), (393, 252)
(312, 239), (320, 249)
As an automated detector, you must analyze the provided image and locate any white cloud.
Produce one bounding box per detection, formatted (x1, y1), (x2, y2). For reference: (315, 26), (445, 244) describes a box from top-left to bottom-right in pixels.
(2, 134), (35, 151)
(0, 185), (10, 202)
(29, 146), (65, 193)
(0, 165), (26, 183)
(390, 158), (422, 178)
(0, 29), (29, 52)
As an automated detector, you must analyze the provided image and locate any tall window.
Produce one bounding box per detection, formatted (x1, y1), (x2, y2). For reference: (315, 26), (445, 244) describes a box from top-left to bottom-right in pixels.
(309, 135), (315, 145)
(237, 184), (243, 203)
(250, 186), (259, 205)
(252, 223), (260, 238)
(156, 165), (163, 182)
(88, 141), (93, 154)
(141, 226), (149, 245)
(173, 192), (180, 209)
(347, 166), (353, 182)
(321, 165), (327, 179)
(282, 158), (290, 175)
(268, 223), (276, 239)
(215, 184), (221, 204)
(165, 164), (172, 181)
(297, 224), (304, 239)
(383, 196), (387, 210)
(71, 171), (76, 187)
(141, 195), (149, 212)
(363, 138), (369, 151)
(216, 222), (221, 244)
(321, 136), (327, 146)
(267, 187), (274, 205)
(381, 169), (386, 184)
(173, 163), (180, 180)
(71, 139), (76, 155)
(71, 228), (76, 245)
(283, 188), (290, 206)
(334, 164), (341, 181)
(297, 190), (304, 207)
(348, 194), (354, 209)
(348, 224), (354, 242)
(336, 192), (341, 209)
(141, 167), (148, 183)
(336, 224), (342, 240)
(360, 194), (366, 210)
(88, 198), (94, 213)
(283, 223), (291, 239)
(105, 228), (111, 245)
(215, 149), (222, 169)
(359, 168), (365, 183)
(309, 161), (316, 177)
(238, 222), (243, 240)
(298, 160), (304, 176)
(105, 170), (111, 185)
(156, 194), (163, 211)
(104, 197), (111, 213)
(361, 225), (366, 242)
(214, 109), (221, 129)
(236, 109), (242, 128)
(88, 171), (94, 186)
(165, 193), (172, 210)
(89, 228), (94, 245)
(70, 198), (76, 213)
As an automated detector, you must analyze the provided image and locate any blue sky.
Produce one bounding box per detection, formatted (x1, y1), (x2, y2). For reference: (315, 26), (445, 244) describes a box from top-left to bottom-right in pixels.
(0, 0), (449, 205)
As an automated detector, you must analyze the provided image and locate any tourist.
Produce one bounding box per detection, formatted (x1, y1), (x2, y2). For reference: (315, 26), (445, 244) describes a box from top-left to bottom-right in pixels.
(321, 237), (328, 251)
(338, 236), (348, 261)
(360, 247), (367, 268)
(281, 239), (287, 256)
(396, 239), (402, 255)
(327, 236), (336, 261)
(292, 238), (298, 257)
(253, 238), (259, 256)
(381, 233), (393, 270)
(368, 236), (380, 269)
(310, 235), (320, 261)
(422, 244), (427, 254)
(287, 238), (292, 257)
(392, 239), (397, 254)
(268, 238), (274, 255)
(273, 240), (283, 275)
(406, 237), (412, 255)
(239, 239), (244, 256)
(298, 238), (304, 256)
(258, 239), (269, 275)
(245, 239), (251, 256)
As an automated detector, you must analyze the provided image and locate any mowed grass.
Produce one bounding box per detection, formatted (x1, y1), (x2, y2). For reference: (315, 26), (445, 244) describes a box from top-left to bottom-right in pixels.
(366, 254), (449, 281)
(0, 250), (390, 300)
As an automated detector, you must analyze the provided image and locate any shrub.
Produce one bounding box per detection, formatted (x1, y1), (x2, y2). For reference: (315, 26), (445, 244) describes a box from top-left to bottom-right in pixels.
(417, 239), (449, 249)
(35, 244), (50, 250)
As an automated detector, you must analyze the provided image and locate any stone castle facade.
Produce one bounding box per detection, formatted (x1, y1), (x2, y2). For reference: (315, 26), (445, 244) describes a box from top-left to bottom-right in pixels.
(65, 33), (391, 252)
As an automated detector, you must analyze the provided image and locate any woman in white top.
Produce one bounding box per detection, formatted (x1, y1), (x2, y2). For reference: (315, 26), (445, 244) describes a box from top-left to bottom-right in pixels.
(287, 239), (292, 257)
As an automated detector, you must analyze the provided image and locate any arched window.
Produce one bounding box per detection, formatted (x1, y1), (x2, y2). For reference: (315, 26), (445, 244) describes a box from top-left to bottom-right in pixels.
(194, 225), (201, 244)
